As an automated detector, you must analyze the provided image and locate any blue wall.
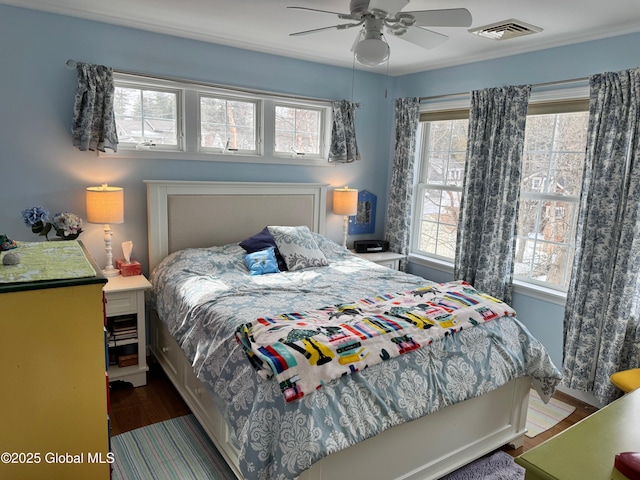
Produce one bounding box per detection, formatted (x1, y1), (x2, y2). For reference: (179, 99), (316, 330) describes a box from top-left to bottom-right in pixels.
(0, 4), (392, 272)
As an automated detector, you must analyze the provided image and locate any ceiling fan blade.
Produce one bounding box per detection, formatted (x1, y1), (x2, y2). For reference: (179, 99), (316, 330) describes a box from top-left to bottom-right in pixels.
(368, 0), (409, 16)
(291, 22), (361, 36)
(395, 26), (448, 49)
(287, 6), (345, 16)
(405, 8), (473, 28)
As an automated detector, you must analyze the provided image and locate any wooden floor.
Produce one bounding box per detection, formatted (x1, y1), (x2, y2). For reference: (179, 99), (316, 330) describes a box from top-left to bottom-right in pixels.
(109, 359), (190, 436)
(110, 358), (598, 456)
(503, 388), (597, 458)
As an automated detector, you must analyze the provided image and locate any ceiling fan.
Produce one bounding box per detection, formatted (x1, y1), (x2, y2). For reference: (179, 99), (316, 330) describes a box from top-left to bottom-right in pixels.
(288, 0), (472, 67)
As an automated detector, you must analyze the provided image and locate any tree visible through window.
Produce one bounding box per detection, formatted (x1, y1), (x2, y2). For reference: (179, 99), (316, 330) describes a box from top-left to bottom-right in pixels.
(275, 105), (321, 155)
(413, 107), (588, 291)
(515, 112), (588, 289)
(200, 96), (256, 152)
(415, 119), (467, 259)
(113, 86), (178, 147)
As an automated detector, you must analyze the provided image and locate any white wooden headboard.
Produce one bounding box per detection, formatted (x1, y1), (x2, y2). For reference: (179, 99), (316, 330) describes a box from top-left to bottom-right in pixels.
(145, 180), (328, 272)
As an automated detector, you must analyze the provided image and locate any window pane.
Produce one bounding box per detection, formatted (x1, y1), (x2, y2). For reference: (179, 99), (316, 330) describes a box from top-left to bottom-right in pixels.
(448, 152), (466, 187)
(524, 115), (554, 152)
(430, 122), (452, 151)
(435, 224), (457, 258)
(418, 221), (439, 254)
(201, 97), (226, 124)
(275, 132), (295, 153)
(416, 119), (466, 260)
(417, 188), (460, 259)
(275, 105), (321, 155)
(522, 153), (549, 193)
(426, 154), (446, 184)
(114, 86), (177, 146)
(553, 113), (589, 151)
(549, 153), (584, 196)
(275, 106), (294, 131)
(200, 96), (256, 151)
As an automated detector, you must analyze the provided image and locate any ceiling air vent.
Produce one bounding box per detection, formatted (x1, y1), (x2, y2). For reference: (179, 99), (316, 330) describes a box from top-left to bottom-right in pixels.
(469, 19), (542, 40)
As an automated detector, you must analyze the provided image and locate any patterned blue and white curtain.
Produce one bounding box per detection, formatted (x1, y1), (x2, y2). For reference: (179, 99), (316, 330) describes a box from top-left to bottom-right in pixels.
(384, 97), (420, 271)
(563, 67), (640, 405)
(71, 62), (118, 152)
(454, 85), (531, 304)
(329, 100), (360, 163)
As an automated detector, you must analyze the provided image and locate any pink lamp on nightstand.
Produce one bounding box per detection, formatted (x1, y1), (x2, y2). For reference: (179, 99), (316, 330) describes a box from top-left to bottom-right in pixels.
(86, 184), (124, 277)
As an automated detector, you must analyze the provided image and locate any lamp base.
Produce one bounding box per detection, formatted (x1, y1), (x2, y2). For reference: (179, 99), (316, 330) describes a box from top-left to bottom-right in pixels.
(101, 223), (119, 277)
(341, 215), (349, 249)
(102, 265), (120, 277)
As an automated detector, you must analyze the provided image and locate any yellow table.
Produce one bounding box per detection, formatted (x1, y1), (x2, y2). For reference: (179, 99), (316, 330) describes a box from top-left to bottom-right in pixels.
(516, 387), (640, 479)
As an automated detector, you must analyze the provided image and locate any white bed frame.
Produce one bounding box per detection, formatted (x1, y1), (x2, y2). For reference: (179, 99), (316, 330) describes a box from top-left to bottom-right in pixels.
(145, 180), (530, 480)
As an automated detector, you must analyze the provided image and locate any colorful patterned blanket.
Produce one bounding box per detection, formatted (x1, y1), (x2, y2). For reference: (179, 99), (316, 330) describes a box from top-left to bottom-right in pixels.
(236, 280), (517, 402)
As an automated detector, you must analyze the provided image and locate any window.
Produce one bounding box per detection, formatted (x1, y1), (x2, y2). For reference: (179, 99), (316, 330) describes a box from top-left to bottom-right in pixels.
(274, 104), (323, 156)
(515, 111), (588, 289)
(199, 95), (258, 154)
(113, 85), (180, 150)
(412, 91), (589, 292)
(111, 73), (331, 165)
(414, 119), (468, 259)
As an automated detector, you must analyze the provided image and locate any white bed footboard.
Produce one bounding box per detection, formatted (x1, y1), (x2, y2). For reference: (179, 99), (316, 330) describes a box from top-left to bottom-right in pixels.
(150, 310), (529, 480)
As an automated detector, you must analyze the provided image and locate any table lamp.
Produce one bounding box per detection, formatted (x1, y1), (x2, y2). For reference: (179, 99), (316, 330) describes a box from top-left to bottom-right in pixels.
(333, 186), (358, 249)
(86, 184), (124, 277)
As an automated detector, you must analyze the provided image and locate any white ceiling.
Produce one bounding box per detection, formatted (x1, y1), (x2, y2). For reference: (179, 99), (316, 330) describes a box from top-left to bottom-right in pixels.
(4, 0), (640, 75)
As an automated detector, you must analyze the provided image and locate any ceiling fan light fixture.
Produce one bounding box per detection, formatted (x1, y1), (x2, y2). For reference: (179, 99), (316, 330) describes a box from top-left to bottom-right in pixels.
(354, 37), (390, 66)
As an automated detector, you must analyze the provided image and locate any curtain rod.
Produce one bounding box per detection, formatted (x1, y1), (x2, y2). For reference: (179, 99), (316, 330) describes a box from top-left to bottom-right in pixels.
(418, 76), (589, 102)
(65, 59), (339, 105)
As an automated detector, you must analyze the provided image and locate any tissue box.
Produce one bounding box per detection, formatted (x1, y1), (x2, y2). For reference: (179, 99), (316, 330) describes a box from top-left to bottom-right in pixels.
(115, 259), (142, 277)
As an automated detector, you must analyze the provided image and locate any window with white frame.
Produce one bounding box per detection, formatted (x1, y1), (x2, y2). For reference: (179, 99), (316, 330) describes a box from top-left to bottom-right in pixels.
(111, 73), (331, 164)
(412, 93), (589, 291)
(113, 84), (180, 150)
(199, 94), (258, 154)
(414, 117), (468, 260)
(274, 104), (323, 156)
(515, 109), (588, 289)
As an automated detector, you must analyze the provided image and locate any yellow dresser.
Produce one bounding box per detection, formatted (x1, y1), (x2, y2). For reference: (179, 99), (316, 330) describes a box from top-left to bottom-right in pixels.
(0, 243), (110, 480)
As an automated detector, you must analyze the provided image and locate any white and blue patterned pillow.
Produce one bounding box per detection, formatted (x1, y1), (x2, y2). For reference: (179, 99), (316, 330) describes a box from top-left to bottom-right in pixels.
(267, 226), (329, 271)
(244, 247), (280, 276)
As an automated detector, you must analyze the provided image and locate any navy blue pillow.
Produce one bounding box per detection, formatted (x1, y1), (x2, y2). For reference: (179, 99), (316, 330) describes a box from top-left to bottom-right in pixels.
(239, 227), (288, 271)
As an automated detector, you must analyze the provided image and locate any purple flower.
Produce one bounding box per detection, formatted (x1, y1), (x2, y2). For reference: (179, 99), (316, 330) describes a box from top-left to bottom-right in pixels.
(21, 206), (50, 226)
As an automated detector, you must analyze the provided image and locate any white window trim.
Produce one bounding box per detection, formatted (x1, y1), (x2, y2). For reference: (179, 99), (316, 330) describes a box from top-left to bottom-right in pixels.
(104, 72), (334, 167)
(271, 99), (331, 160)
(408, 253), (568, 305)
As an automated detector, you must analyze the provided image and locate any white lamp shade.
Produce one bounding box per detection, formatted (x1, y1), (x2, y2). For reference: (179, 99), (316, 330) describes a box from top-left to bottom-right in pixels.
(333, 187), (359, 216)
(86, 184), (124, 224)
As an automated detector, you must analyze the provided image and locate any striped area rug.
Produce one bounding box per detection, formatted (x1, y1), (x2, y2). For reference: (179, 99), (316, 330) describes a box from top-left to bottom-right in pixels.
(111, 414), (237, 480)
(111, 392), (575, 478)
(526, 388), (576, 438)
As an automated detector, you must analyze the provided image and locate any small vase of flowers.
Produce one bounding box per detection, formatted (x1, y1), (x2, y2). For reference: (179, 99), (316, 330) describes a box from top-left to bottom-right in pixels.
(21, 206), (84, 240)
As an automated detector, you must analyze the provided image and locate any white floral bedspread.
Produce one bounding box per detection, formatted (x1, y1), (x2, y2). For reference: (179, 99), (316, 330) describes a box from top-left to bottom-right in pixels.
(149, 234), (562, 480)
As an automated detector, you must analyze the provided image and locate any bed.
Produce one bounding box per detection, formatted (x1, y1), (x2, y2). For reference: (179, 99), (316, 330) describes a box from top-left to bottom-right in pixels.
(145, 180), (561, 480)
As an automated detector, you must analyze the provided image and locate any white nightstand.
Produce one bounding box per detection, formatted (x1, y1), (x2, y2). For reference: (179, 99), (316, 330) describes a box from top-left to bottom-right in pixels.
(352, 251), (406, 270)
(103, 274), (151, 387)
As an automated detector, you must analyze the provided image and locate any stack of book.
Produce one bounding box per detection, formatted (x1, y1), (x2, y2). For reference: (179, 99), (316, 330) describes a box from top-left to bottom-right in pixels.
(109, 315), (137, 342)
